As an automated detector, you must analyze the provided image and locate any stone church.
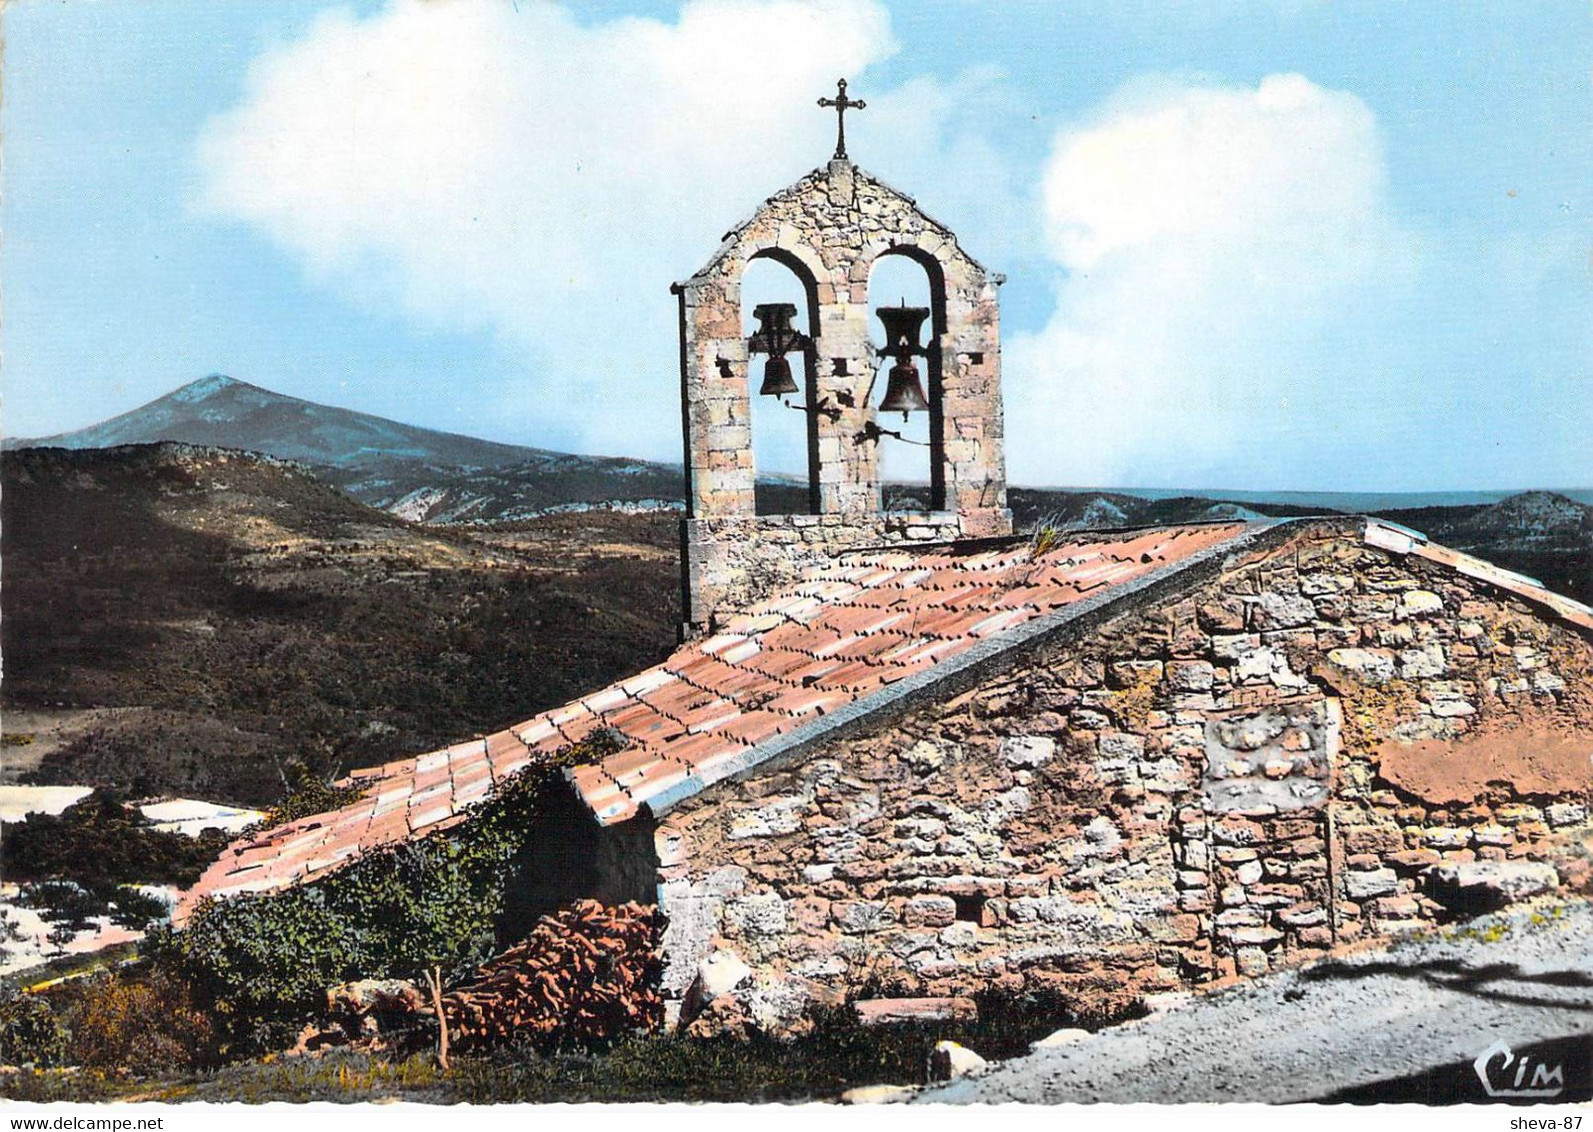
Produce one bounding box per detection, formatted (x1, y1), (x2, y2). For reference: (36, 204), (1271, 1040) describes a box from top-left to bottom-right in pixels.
(181, 83), (1593, 1031)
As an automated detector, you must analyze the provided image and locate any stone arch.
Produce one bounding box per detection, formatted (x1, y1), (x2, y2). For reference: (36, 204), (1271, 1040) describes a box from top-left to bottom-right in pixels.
(866, 245), (946, 510)
(674, 158), (1011, 635)
(742, 246), (823, 514)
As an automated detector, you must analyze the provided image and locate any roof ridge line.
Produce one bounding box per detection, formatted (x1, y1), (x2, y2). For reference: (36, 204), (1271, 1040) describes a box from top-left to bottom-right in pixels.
(632, 518), (1299, 822)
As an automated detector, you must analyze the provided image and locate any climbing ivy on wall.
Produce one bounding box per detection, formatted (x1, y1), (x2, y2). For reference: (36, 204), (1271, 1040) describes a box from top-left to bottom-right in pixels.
(150, 734), (624, 1057)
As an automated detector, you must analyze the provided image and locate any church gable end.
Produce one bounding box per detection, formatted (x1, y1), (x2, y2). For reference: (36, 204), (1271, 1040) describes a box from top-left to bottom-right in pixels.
(650, 522), (1593, 1028)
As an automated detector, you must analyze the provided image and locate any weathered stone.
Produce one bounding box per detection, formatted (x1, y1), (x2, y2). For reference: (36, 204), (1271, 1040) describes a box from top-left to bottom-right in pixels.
(1398, 642), (1447, 679)
(1252, 592), (1316, 630)
(727, 893), (788, 936)
(1343, 869), (1400, 899)
(1547, 802), (1587, 829)
(1426, 860), (1558, 909)
(854, 997), (976, 1026)
(903, 895), (958, 929)
(841, 1084), (919, 1104)
(1327, 648), (1396, 684)
(1030, 1027), (1090, 1051)
(695, 949), (753, 999)
(1396, 590), (1444, 619)
(929, 1040), (989, 1080)
(832, 901), (895, 934)
(1000, 735), (1056, 767)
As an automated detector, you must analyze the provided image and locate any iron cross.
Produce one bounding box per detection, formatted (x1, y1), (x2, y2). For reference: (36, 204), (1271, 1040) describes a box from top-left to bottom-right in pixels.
(818, 78), (866, 161)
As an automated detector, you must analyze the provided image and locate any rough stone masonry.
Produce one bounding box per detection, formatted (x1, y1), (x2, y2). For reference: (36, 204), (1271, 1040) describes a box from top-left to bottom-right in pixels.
(651, 521), (1593, 1031)
(674, 157), (1011, 635)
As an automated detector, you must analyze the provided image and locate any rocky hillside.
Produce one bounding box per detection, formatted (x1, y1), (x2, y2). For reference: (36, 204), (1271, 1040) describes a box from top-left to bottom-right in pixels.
(1, 444), (681, 806)
(1378, 490), (1593, 603)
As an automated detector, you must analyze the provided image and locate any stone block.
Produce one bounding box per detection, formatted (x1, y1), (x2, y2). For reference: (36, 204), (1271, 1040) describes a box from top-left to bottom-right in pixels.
(902, 895), (958, 929)
(1327, 648), (1396, 685)
(727, 893), (788, 937)
(1000, 735), (1056, 767)
(1547, 802), (1588, 829)
(1426, 860), (1558, 910)
(1396, 590), (1444, 619)
(1252, 592), (1316, 630)
(1343, 869), (1400, 899)
(832, 901), (895, 934)
(1168, 661), (1216, 691)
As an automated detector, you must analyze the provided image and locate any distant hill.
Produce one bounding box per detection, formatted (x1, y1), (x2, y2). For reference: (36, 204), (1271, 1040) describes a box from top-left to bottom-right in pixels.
(5, 373), (545, 468)
(6, 374), (690, 522)
(1376, 490), (1593, 603)
(0, 443), (680, 805)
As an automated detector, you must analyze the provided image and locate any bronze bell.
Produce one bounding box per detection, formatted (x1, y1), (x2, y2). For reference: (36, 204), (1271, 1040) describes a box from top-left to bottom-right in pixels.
(748, 302), (808, 398)
(875, 303), (931, 418)
(878, 360), (930, 416)
(759, 354), (799, 398)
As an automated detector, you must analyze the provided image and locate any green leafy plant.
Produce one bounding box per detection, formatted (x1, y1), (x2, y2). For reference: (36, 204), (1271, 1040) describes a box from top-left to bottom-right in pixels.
(150, 735), (619, 1059)
(0, 992), (70, 1068)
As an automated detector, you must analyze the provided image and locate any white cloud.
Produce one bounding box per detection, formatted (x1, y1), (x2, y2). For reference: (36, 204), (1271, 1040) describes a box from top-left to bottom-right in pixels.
(197, 0), (949, 459)
(1006, 73), (1416, 488)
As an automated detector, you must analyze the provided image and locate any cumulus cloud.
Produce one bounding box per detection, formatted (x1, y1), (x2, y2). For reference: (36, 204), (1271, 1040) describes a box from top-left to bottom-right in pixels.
(198, 0), (1006, 459)
(1005, 73), (1415, 488)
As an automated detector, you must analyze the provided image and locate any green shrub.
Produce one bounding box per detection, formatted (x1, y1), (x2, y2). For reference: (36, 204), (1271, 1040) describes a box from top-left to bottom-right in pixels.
(0, 992), (70, 1068)
(237, 760), (369, 838)
(150, 740), (611, 1058)
(57, 970), (217, 1074)
(0, 790), (226, 890)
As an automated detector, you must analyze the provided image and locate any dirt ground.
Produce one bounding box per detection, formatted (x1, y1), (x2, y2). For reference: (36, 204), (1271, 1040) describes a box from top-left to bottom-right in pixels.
(920, 899), (1593, 1105)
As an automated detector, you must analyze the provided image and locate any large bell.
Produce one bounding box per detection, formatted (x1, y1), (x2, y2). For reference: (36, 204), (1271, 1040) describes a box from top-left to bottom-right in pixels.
(878, 359), (930, 417)
(759, 354), (799, 398)
(875, 303), (931, 418)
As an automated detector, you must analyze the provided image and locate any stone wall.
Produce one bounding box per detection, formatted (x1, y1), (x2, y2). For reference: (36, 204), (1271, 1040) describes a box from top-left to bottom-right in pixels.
(675, 158), (1011, 633)
(681, 511), (964, 632)
(649, 523), (1593, 1026)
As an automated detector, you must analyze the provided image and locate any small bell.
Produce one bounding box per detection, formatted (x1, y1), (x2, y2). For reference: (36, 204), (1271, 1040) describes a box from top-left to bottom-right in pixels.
(748, 302), (808, 398)
(759, 354), (799, 398)
(878, 359), (930, 418)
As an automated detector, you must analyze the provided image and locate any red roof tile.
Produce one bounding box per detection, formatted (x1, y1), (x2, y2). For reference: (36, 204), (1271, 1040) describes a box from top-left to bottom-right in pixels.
(176, 522), (1248, 921)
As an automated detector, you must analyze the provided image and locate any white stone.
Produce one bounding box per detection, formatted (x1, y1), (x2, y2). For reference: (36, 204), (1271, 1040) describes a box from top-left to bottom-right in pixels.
(695, 949), (752, 999)
(1030, 1027), (1090, 1051)
(1328, 648), (1396, 685)
(1000, 735), (1056, 767)
(1547, 802), (1588, 829)
(1397, 590), (1444, 619)
(1428, 860), (1558, 904)
(1399, 642), (1447, 679)
(1344, 868), (1400, 899)
(727, 893), (787, 936)
(841, 1084), (918, 1105)
(1234, 859), (1264, 885)
(1256, 592), (1317, 629)
(928, 1040), (989, 1080)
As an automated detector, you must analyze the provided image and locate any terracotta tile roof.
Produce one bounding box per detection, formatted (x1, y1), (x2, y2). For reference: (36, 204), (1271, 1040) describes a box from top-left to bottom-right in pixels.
(175, 516), (1593, 922)
(175, 522), (1252, 920)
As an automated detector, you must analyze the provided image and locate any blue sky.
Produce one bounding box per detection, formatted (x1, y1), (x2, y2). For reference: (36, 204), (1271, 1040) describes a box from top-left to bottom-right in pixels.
(4, 0), (1589, 491)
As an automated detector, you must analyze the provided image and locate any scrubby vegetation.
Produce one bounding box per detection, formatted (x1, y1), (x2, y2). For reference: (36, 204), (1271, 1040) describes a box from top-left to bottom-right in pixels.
(1, 444), (680, 806)
(0, 981), (1124, 1103)
(149, 737), (617, 1058)
(1, 791), (226, 938)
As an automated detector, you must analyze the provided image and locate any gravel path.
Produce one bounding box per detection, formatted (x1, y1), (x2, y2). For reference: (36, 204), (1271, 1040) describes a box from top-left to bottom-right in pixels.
(919, 901), (1593, 1104)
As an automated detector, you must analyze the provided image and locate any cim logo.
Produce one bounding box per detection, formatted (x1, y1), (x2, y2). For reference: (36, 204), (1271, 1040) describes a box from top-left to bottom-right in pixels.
(1474, 1041), (1567, 1099)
